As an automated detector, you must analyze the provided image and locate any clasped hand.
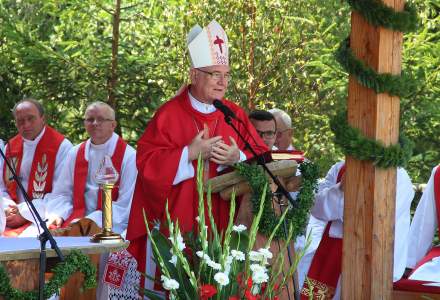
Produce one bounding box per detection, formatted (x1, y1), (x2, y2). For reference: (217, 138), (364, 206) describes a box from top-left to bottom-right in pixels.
(188, 126), (240, 166)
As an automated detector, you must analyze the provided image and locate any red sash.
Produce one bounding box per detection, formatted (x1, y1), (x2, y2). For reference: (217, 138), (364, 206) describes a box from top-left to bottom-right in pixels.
(62, 137), (127, 226)
(3, 126), (64, 236)
(301, 164), (345, 299)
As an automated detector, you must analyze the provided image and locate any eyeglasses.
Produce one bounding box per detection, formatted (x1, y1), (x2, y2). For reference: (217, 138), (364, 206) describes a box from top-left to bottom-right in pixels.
(84, 117), (114, 124)
(277, 128), (291, 136)
(257, 130), (276, 139)
(197, 69), (231, 81)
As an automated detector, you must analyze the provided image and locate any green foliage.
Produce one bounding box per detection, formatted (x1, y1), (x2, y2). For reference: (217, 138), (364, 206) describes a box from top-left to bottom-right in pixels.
(0, 250), (96, 300)
(0, 0), (439, 183)
(330, 110), (414, 168)
(235, 160), (319, 239)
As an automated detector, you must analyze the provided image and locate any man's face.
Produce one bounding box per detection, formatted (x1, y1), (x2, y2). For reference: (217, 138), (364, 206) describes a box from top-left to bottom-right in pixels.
(274, 115), (292, 150)
(84, 106), (116, 145)
(14, 102), (45, 140)
(250, 119), (277, 149)
(190, 65), (230, 103)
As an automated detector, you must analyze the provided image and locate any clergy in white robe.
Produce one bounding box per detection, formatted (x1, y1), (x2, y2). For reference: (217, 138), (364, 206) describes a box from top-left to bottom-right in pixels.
(406, 165), (440, 283)
(0, 99), (72, 236)
(44, 101), (136, 234)
(303, 161), (414, 299)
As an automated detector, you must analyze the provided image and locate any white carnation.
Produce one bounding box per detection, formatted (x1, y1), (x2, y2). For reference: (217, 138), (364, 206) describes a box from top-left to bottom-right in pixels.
(214, 272), (230, 286)
(207, 259), (222, 270)
(249, 250), (263, 262)
(232, 224), (247, 233)
(252, 270), (269, 284)
(258, 248), (273, 259)
(161, 275), (179, 290)
(231, 250), (245, 261)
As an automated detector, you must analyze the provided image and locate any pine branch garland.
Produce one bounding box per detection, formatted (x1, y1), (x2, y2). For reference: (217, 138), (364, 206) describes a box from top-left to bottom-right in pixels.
(235, 161), (319, 240)
(330, 110), (413, 168)
(347, 0), (418, 33)
(0, 250), (96, 300)
(335, 38), (416, 98)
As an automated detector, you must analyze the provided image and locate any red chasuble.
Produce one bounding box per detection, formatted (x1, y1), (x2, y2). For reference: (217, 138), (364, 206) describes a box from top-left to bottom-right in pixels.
(3, 126), (65, 236)
(62, 137), (127, 226)
(301, 164), (346, 300)
(126, 86), (268, 273)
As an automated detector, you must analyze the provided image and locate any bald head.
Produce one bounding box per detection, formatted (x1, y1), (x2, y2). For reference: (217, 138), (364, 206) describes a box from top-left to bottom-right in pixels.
(269, 108), (293, 150)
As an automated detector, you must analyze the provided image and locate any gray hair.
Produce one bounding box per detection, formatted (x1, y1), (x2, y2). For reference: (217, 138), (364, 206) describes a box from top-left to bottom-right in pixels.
(85, 101), (116, 120)
(269, 108), (291, 129)
(12, 98), (45, 117)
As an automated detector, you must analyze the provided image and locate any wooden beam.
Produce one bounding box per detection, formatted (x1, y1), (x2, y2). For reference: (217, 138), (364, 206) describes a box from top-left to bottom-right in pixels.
(342, 0), (404, 299)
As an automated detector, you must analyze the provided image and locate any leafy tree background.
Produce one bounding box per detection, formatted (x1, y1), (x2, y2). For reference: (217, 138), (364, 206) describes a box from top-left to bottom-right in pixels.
(0, 0), (439, 184)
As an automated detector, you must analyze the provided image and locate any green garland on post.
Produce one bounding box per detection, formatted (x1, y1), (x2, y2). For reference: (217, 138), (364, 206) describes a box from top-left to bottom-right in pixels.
(330, 110), (413, 168)
(331, 0), (419, 167)
(335, 38), (416, 98)
(235, 161), (319, 240)
(0, 250), (97, 300)
(347, 0), (418, 32)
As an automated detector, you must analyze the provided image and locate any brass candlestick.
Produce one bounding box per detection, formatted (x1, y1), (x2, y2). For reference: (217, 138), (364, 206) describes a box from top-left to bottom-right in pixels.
(91, 155), (124, 244)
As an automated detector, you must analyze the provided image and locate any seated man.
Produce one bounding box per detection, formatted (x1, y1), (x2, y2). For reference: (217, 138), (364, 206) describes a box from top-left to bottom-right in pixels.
(406, 164), (440, 283)
(301, 161), (414, 299)
(46, 101), (136, 234)
(249, 110), (278, 150)
(0, 99), (72, 236)
(269, 108), (295, 150)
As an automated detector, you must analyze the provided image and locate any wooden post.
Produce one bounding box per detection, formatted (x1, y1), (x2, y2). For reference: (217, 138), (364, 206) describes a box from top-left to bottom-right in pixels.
(342, 1), (404, 299)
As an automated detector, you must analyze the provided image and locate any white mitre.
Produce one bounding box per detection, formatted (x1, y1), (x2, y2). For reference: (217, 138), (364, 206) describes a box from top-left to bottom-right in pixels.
(187, 20), (229, 68)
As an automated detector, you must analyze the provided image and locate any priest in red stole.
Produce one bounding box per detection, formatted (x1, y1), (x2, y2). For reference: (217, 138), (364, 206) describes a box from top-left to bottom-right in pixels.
(300, 161), (414, 299)
(0, 99), (72, 237)
(126, 20), (267, 287)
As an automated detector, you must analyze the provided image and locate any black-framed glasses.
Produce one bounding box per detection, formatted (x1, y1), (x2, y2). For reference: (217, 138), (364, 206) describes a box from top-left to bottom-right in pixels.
(196, 69), (231, 81)
(84, 117), (114, 124)
(257, 130), (276, 139)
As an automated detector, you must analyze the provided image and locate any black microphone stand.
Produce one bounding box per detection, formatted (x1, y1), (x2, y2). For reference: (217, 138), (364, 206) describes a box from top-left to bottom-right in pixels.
(221, 114), (299, 300)
(0, 148), (64, 300)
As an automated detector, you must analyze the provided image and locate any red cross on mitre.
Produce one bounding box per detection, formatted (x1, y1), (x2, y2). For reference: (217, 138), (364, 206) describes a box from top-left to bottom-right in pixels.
(213, 35), (224, 53)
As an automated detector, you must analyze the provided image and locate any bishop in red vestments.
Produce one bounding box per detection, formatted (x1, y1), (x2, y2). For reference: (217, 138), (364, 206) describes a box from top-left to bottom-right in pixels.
(126, 20), (267, 280)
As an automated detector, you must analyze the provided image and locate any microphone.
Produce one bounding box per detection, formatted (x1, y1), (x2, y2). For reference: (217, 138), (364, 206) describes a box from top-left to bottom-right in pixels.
(213, 99), (237, 120)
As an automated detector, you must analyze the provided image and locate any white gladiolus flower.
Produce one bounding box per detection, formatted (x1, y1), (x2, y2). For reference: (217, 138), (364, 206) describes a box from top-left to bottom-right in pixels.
(168, 232), (186, 251)
(231, 250), (245, 261)
(169, 255), (177, 266)
(214, 272), (230, 286)
(196, 251), (204, 258)
(161, 275), (180, 290)
(232, 224), (247, 233)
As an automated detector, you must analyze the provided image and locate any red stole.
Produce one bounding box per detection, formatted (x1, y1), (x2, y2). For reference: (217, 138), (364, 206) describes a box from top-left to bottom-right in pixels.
(3, 126), (64, 202)
(3, 126), (64, 237)
(301, 164), (346, 299)
(62, 137), (127, 226)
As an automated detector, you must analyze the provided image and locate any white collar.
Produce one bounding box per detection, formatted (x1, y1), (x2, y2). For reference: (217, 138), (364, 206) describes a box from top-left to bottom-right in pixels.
(22, 126), (46, 146)
(84, 132), (119, 161)
(188, 91), (216, 114)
